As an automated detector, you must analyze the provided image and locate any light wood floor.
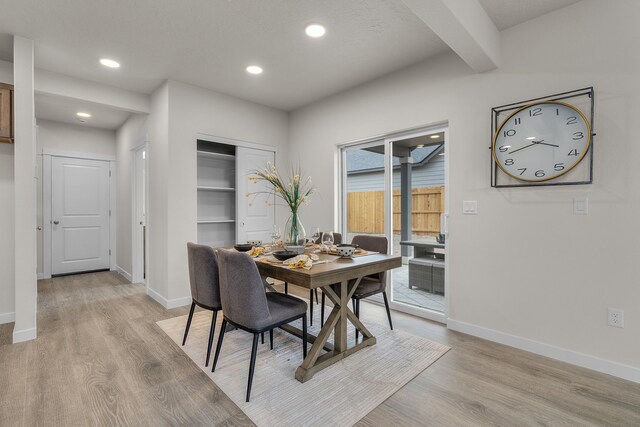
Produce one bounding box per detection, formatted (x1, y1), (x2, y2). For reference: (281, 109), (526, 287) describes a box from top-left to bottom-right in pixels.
(1, 272), (638, 426)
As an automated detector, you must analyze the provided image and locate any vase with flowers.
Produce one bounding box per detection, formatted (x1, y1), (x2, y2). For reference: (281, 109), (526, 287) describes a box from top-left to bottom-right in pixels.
(248, 162), (315, 247)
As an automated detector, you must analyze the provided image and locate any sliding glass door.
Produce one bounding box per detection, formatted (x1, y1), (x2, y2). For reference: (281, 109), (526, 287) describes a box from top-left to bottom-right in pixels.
(340, 125), (448, 323)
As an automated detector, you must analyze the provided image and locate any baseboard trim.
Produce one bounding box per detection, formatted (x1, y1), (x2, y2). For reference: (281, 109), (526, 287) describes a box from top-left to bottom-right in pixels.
(0, 312), (15, 325)
(115, 265), (132, 282)
(447, 318), (640, 384)
(147, 288), (191, 310)
(37, 273), (44, 280)
(13, 327), (37, 343)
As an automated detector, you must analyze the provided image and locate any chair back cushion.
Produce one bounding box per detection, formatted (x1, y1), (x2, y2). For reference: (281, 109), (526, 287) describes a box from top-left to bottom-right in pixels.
(187, 242), (221, 309)
(332, 232), (342, 245)
(351, 235), (389, 290)
(216, 249), (271, 329)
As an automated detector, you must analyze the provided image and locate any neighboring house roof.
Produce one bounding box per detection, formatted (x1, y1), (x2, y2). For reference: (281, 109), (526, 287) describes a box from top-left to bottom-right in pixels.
(346, 144), (444, 174)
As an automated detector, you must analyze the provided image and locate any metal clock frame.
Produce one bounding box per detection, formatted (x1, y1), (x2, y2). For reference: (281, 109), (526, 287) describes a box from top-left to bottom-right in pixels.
(490, 87), (595, 188)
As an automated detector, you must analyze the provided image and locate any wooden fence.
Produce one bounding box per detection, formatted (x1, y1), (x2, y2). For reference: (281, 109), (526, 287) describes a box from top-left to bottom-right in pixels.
(347, 186), (445, 236)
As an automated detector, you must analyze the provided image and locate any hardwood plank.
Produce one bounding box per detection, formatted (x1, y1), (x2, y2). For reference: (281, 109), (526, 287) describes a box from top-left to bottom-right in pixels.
(1, 271), (638, 426)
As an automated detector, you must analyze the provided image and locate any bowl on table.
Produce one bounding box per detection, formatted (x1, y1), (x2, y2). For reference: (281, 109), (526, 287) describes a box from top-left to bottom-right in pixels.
(272, 250), (297, 261)
(337, 243), (359, 249)
(284, 245), (305, 254)
(336, 246), (356, 258)
(234, 243), (254, 252)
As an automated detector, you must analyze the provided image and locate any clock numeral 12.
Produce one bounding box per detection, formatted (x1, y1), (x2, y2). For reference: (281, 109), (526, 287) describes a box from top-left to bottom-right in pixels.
(529, 108), (542, 117)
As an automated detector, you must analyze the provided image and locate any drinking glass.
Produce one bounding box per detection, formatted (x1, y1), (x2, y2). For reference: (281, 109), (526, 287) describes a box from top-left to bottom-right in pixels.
(311, 228), (321, 245)
(271, 225), (281, 246)
(321, 231), (334, 251)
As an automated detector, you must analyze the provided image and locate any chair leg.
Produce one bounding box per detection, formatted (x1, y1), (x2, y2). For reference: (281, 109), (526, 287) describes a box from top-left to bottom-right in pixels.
(246, 333), (260, 402)
(302, 314), (308, 359)
(320, 292), (325, 327)
(314, 288), (319, 303)
(261, 332), (264, 344)
(205, 310), (217, 367)
(382, 291), (393, 330)
(309, 289), (314, 326)
(182, 301), (196, 346)
(284, 282), (288, 294)
(212, 319), (227, 372)
(269, 329), (274, 350)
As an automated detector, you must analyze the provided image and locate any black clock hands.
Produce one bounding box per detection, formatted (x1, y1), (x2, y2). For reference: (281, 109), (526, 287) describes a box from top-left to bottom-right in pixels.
(536, 141), (559, 148)
(508, 143), (536, 154)
(508, 140), (558, 154)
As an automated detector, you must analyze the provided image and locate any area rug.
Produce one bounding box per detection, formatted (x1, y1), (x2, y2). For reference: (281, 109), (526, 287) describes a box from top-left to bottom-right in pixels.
(157, 304), (449, 426)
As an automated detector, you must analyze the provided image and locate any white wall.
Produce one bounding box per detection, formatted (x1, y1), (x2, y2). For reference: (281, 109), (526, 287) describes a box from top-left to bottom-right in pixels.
(0, 143), (15, 321)
(289, 0), (640, 378)
(0, 61), (13, 322)
(115, 114), (148, 277)
(35, 120), (117, 276)
(13, 36), (37, 342)
(150, 80), (289, 304)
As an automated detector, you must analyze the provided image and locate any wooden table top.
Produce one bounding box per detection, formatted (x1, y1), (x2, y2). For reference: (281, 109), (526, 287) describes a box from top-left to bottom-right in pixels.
(255, 251), (401, 289)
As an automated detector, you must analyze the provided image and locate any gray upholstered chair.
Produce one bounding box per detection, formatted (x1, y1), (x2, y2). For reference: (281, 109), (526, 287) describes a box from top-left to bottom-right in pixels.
(212, 249), (307, 402)
(350, 235), (392, 341)
(184, 242), (222, 367)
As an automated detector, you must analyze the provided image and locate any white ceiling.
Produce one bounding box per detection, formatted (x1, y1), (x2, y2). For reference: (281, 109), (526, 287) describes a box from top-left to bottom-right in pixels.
(0, 0), (580, 112)
(35, 93), (130, 130)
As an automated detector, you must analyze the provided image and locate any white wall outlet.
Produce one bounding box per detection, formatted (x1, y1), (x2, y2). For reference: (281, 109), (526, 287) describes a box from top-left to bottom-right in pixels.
(463, 200), (477, 215)
(607, 308), (624, 328)
(574, 197), (588, 215)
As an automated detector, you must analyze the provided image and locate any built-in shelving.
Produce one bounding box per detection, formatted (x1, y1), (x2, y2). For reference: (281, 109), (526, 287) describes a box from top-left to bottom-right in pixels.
(196, 150), (235, 161)
(197, 141), (237, 248)
(197, 186), (235, 192)
(197, 219), (236, 224)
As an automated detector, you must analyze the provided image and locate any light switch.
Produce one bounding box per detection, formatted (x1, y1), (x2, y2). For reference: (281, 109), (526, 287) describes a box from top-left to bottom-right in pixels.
(463, 200), (478, 215)
(574, 197), (588, 215)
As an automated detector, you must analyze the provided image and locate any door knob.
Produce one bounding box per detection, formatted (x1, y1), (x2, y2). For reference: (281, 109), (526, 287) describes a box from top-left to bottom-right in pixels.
(53, 220), (59, 225)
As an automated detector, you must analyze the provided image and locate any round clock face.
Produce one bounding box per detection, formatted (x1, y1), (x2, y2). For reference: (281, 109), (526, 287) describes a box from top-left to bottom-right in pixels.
(493, 101), (591, 182)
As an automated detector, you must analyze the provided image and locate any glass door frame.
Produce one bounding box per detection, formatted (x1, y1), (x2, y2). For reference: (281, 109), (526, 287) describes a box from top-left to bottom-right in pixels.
(338, 123), (449, 324)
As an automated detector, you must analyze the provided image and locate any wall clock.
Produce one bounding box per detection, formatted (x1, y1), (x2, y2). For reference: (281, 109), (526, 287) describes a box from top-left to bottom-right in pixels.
(490, 88), (594, 188)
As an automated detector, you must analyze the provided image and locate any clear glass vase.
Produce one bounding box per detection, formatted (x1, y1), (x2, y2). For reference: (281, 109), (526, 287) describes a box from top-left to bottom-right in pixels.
(284, 211), (306, 246)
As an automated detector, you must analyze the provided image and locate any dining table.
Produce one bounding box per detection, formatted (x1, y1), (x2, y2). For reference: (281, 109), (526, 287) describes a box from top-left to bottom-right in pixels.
(252, 248), (402, 383)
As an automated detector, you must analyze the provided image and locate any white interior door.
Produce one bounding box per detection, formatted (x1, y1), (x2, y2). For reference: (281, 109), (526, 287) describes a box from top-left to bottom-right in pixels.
(236, 147), (275, 243)
(51, 156), (111, 275)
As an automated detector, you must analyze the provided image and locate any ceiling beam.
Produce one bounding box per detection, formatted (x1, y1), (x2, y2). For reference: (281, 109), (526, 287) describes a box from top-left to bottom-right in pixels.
(402, 0), (500, 72)
(35, 69), (150, 114)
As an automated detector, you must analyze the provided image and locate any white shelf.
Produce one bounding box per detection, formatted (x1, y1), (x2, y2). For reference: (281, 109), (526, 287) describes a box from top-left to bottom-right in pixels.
(197, 219), (236, 224)
(197, 150), (235, 161)
(197, 186), (235, 192)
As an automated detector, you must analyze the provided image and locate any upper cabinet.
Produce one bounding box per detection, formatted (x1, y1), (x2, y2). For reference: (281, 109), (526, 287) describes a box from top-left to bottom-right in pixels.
(0, 83), (14, 144)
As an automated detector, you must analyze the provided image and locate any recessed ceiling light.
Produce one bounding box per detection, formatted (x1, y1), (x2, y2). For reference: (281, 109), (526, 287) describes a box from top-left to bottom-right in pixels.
(246, 65), (263, 75)
(439, 152), (445, 156)
(526, 136), (537, 140)
(416, 144), (424, 148)
(305, 24), (326, 38)
(99, 58), (120, 68)
(430, 134), (439, 139)
(76, 112), (92, 118)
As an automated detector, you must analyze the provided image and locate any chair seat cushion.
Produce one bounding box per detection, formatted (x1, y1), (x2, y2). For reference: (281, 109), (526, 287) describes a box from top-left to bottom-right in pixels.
(353, 276), (384, 298)
(262, 292), (307, 329)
